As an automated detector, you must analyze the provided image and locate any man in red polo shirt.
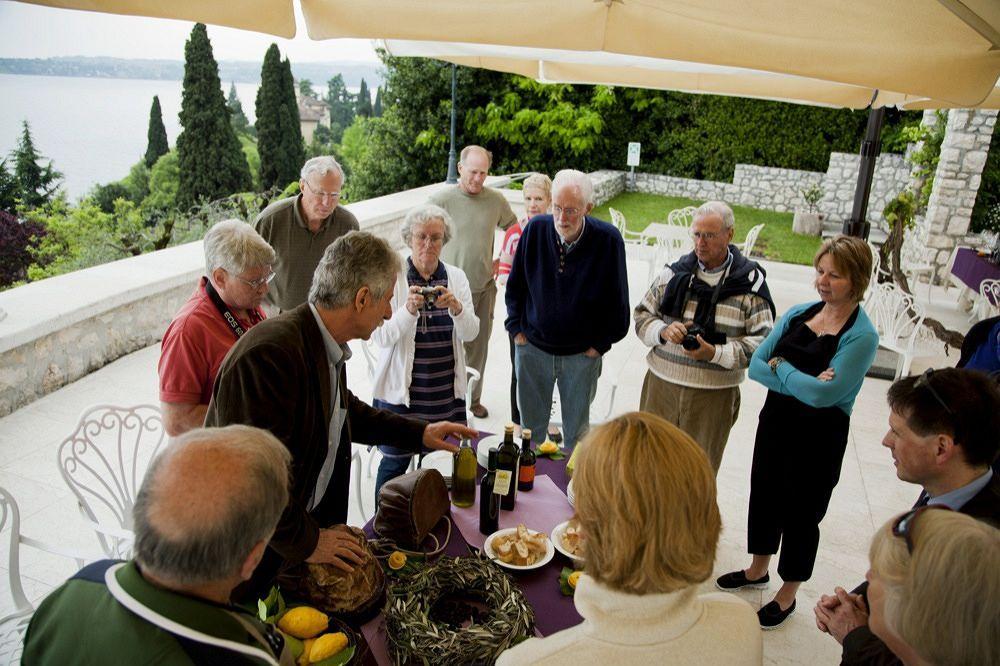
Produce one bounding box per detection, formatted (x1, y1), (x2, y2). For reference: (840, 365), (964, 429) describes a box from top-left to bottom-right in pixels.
(158, 219), (276, 436)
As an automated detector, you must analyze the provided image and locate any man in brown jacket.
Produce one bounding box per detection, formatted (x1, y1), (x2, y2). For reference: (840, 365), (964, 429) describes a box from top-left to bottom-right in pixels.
(206, 231), (472, 598)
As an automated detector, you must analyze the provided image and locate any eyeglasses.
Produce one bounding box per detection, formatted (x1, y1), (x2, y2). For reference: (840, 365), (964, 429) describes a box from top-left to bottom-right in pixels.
(691, 231), (721, 241)
(914, 368), (953, 415)
(235, 269), (276, 290)
(413, 232), (445, 245)
(553, 204), (582, 218)
(892, 505), (952, 554)
(303, 181), (341, 202)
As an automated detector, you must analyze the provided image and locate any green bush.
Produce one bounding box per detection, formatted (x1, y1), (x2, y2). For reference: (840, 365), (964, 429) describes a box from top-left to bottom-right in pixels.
(971, 121), (1000, 234)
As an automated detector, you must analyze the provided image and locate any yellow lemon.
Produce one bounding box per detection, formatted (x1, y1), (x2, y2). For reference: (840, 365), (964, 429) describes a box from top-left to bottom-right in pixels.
(539, 441), (558, 455)
(310, 632), (349, 662)
(278, 606), (329, 639)
(298, 638), (316, 666)
(387, 551), (407, 570)
(568, 571), (582, 589)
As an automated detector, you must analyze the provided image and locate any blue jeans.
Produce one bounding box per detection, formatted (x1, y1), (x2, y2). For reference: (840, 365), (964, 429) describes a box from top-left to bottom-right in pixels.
(514, 341), (602, 449)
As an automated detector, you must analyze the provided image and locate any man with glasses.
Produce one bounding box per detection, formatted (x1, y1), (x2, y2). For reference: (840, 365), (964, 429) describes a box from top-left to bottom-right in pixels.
(254, 155), (359, 311)
(634, 201), (774, 473)
(505, 169), (629, 450)
(813, 367), (1000, 663)
(158, 219), (275, 436)
(430, 145), (517, 418)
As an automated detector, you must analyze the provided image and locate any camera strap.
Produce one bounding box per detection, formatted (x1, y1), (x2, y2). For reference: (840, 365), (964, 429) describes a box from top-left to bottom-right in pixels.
(204, 278), (260, 340)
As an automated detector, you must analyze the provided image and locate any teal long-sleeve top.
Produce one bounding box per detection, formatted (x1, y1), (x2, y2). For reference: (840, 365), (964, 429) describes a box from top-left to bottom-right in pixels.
(748, 301), (879, 415)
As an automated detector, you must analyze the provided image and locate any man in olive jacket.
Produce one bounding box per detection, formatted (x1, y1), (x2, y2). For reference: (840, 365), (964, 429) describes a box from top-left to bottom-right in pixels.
(206, 232), (472, 599)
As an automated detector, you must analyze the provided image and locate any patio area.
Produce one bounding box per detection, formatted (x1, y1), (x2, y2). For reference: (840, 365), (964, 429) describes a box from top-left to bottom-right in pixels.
(0, 248), (974, 664)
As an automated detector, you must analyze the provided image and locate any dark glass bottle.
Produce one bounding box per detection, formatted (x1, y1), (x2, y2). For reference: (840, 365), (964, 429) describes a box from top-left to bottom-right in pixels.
(451, 437), (476, 508)
(517, 428), (536, 491)
(479, 448), (500, 535)
(495, 423), (520, 510)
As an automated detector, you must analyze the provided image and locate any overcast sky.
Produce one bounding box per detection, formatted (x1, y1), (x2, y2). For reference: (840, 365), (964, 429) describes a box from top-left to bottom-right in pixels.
(0, 2), (379, 62)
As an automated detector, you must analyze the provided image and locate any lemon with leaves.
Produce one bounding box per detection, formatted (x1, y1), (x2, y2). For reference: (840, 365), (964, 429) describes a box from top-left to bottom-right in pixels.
(310, 632), (349, 662)
(567, 571), (582, 589)
(278, 606), (329, 639)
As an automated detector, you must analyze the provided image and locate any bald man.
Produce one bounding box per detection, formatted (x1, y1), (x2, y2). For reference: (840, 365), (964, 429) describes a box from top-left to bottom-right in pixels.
(23, 426), (297, 665)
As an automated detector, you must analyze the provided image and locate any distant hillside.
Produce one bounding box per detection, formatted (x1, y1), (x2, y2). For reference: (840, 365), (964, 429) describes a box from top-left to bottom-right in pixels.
(0, 56), (383, 88)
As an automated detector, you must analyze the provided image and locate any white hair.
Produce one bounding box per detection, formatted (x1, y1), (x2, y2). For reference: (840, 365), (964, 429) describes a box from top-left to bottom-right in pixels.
(300, 155), (345, 183)
(400, 204), (453, 246)
(203, 219), (275, 276)
(552, 169), (594, 205)
(308, 231), (401, 309)
(694, 201), (735, 230)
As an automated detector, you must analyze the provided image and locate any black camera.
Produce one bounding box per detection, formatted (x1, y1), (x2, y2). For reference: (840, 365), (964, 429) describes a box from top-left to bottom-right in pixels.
(419, 286), (439, 308)
(681, 324), (705, 351)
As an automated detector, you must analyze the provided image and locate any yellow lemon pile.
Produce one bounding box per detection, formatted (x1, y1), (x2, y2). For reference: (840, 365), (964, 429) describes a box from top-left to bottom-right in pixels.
(538, 441), (559, 455)
(277, 606), (350, 665)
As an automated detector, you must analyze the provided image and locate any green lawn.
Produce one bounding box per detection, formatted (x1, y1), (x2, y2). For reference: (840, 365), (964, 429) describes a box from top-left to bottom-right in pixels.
(592, 192), (821, 266)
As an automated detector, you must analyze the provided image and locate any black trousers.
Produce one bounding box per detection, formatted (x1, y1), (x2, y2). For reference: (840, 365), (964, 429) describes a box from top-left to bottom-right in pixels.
(747, 391), (850, 582)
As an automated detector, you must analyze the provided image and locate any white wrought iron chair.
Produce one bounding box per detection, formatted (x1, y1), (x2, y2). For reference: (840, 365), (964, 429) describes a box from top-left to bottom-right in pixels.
(57, 405), (167, 559)
(547, 380), (620, 433)
(667, 205), (697, 228)
(610, 207), (662, 281)
(0, 487), (97, 665)
(971, 278), (1000, 322)
(899, 233), (935, 300)
(865, 282), (926, 380)
(736, 223), (765, 257)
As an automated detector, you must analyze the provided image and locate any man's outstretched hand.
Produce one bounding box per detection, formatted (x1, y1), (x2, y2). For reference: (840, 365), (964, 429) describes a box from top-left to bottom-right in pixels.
(423, 421), (477, 452)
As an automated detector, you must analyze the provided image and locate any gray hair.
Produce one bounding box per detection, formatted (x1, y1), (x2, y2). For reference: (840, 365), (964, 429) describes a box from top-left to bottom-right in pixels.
(459, 145), (492, 167)
(308, 231), (401, 309)
(203, 219), (276, 276)
(133, 425), (290, 586)
(400, 204), (453, 246)
(694, 201), (735, 230)
(552, 169), (594, 205)
(300, 155), (345, 184)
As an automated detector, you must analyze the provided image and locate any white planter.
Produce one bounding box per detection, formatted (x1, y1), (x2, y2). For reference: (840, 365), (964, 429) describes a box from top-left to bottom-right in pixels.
(793, 210), (823, 236)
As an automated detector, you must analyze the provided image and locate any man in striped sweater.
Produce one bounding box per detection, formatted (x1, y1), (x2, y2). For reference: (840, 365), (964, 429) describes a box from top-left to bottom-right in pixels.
(634, 202), (775, 473)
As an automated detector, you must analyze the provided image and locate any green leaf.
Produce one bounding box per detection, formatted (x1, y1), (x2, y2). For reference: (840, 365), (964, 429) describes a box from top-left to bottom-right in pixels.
(558, 567), (575, 596)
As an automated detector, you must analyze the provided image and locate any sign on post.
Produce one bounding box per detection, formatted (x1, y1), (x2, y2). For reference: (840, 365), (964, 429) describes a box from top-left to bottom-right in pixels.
(627, 142), (641, 188)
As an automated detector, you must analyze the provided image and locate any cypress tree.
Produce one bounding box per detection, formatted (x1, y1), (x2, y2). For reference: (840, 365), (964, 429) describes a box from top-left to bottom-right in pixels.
(227, 82), (252, 135)
(356, 78), (373, 118)
(12, 121), (61, 209)
(0, 159), (18, 214)
(373, 86), (383, 117)
(256, 45), (304, 190)
(176, 23), (252, 208)
(326, 74), (356, 141)
(144, 96), (169, 168)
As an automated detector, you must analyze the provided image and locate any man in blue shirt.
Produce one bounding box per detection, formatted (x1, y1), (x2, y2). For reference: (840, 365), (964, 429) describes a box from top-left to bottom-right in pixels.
(505, 169), (629, 450)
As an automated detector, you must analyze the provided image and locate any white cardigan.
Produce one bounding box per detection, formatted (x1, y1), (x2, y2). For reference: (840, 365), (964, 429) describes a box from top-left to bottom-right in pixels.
(370, 261), (479, 407)
(497, 574), (762, 666)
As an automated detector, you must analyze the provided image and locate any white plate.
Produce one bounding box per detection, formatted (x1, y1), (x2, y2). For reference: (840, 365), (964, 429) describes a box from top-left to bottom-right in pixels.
(567, 478), (575, 507)
(476, 434), (503, 468)
(551, 520), (585, 563)
(420, 450), (453, 480)
(483, 527), (555, 571)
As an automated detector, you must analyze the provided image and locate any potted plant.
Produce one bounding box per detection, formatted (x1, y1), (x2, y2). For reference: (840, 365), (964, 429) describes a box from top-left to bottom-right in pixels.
(793, 183), (824, 236)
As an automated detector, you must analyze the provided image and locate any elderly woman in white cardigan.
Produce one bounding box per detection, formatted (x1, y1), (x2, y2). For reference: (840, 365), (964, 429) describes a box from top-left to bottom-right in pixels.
(371, 204), (479, 503)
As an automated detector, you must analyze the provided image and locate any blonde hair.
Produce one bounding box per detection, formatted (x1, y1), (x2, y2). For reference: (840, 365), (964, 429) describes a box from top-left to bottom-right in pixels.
(522, 173), (552, 201)
(814, 235), (872, 302)
(869, 510), (1000, 666)
(573, 412), (720, 594)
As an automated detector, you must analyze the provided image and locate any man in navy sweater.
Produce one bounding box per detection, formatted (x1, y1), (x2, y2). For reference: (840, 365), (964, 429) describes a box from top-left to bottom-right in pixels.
(505, 169), (629, 449)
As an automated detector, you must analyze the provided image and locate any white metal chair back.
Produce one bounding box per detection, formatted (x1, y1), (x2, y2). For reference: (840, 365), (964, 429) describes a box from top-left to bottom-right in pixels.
(899, 233), (935, 299)
(667, 206), (697, 227)
(972, 278), (1000, 322)
(57, 405), (166, 559)
(1, 487), (94, 665)
(865, 282), (926, 379)
(610, 207), (662, 281)
(609, 207), (627, 233)
(737, 223), (765, 257)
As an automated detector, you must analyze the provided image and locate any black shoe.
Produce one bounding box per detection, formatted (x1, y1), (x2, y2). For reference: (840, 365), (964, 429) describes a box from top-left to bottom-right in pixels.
(715, 570), (770, 591)
(757, 599), (796, 630)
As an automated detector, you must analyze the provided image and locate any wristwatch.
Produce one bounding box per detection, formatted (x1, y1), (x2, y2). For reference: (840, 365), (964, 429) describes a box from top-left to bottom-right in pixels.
(768, 356), (785, 373)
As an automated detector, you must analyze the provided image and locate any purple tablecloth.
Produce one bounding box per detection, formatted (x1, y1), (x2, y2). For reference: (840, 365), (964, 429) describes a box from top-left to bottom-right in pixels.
(951, 247), (1000, 301)
(360, 433), (581, 665)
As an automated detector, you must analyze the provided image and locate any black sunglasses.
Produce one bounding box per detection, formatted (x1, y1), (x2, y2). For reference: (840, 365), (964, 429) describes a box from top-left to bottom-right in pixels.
(914, 368), (953, 415)
(891, 504), (953, 554)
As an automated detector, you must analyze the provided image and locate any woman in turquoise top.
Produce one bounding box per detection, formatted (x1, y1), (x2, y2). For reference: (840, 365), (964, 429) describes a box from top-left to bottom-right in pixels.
(716, 236), (879, 629)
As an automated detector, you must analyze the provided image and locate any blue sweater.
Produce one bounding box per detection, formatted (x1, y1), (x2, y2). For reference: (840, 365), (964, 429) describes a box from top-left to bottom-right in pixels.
(505, 215), (629, 355)
(749, 301), (879, 415)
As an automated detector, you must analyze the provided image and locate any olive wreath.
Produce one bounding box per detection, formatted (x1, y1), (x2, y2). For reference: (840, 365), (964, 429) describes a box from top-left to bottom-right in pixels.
(383, 553), (534, 665)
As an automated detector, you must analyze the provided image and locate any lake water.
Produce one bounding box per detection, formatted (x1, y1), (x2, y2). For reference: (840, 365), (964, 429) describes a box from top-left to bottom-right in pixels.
(0, 74), (340, 199)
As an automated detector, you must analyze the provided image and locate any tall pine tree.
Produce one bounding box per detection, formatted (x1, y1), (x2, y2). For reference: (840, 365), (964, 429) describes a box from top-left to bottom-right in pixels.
(144, 96), (169, 168)
(373, 86), (383, 117)
(12, 121), (61, 209)
(256, 44), (304, 190)
(326, 74), (356, 141)
(227, 82), (252, 135)
(0, 159), (18, 214)
(356, 78), (373, 118)
(176, 23), (252, 208)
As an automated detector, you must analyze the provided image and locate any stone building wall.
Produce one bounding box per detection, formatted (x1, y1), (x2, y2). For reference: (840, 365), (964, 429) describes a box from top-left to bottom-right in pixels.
(820, 153), (912, 227)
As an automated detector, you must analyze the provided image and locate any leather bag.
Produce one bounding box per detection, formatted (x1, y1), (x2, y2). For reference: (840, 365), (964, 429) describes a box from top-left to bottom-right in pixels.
(374, 468), (450, 550)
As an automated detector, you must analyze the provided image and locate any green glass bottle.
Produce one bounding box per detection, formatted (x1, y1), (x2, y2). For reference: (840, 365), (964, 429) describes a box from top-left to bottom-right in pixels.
(495, 423), (520, 510)
(451, 437), (476, 507)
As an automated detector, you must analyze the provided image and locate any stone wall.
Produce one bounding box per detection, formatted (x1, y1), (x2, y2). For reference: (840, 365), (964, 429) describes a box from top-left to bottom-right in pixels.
(589, 170), (626, 206)
(819, 153), (912, 226)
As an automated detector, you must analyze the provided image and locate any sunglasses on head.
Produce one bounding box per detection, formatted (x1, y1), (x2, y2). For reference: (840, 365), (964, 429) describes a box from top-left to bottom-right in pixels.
(891, 504), (953, 554)
(914, 368), (953, 415)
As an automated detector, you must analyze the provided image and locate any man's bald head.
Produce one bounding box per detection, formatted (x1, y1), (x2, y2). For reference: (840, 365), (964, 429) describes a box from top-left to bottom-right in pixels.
(133, 425), (290, 586)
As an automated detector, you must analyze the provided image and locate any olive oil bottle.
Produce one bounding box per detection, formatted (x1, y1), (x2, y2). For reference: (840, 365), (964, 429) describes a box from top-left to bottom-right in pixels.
(495, 423), (520, 510)
(517, 428), (536, 491)
(451, 437), (476, 507)
(479, 448), (500, 535)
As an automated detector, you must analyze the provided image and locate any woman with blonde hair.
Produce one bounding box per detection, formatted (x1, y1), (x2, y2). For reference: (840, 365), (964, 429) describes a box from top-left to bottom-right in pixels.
(866, 507), (1000, 665)
(498, 411), (761, 665)
(718, 236), (879, 628)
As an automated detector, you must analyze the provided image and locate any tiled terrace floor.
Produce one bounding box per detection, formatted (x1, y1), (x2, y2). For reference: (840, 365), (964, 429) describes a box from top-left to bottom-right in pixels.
(0, 251), (973, 664)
